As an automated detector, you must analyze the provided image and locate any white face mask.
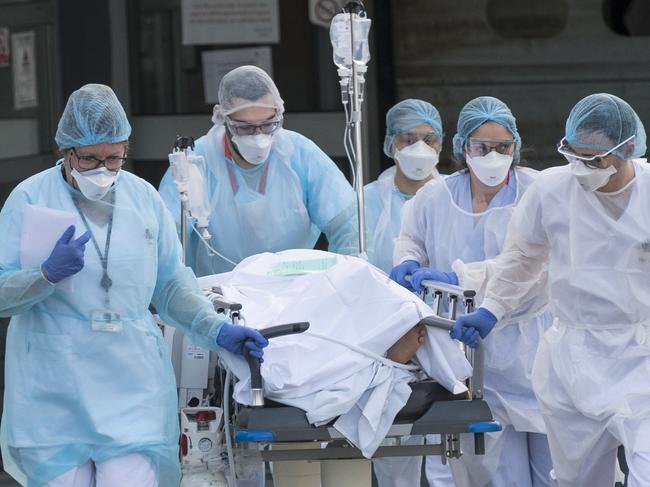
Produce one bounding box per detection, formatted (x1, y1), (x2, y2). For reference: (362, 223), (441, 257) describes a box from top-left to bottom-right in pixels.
(394, 140), (439, 181)
(570, 162), (617, 192)
(231, 133), (274, 165)
(466, 151), (513, 187)
(72, 167), (119, 201)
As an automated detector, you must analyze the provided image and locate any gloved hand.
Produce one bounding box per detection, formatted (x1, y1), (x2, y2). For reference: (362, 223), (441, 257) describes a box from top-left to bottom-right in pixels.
(389, 260), (420, 291)
(449, 308), (497, 348)
(410, 268), (459, 292)
(41, 225), (92, 283)
(216, 323), (269, 361)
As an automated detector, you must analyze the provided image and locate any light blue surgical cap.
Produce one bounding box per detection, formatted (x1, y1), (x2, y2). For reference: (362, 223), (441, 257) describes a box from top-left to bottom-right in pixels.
(55, 84), (131, 149)
(383, 99), (444, 157)
(565, 93), (646, 159)
(452, 96), (521, 163)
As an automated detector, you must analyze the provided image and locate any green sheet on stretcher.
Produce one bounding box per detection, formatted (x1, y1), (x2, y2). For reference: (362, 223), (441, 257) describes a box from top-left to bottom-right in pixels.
(269, 257), (338, 276)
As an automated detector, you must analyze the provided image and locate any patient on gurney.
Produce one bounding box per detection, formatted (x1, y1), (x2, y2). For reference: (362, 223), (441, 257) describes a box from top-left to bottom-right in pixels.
(385, 324), (426, 364)
(198, 249), (472, 458)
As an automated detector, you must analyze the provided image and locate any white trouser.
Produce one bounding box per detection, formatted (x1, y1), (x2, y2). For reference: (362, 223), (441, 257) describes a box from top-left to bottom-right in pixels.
(373, 435), (454, 487)
(449, 426), (553, 487)
(532, 321), (650, 487)
(544, 407), (650, 487)
(44, 453), (157, 487)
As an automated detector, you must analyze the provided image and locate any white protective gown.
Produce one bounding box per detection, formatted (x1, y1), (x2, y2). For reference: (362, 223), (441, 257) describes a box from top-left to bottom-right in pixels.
(395, 167), (553, 486)
(480, 160), (650, 487)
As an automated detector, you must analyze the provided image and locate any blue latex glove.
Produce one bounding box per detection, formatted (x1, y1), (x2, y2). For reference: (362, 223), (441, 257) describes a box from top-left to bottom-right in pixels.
(216, 323), (269, 361)
(389, 260), (421, 291)
(410, 268), (459, 292)
(41, 225), (92, 283)
(450, 308), (497, 348)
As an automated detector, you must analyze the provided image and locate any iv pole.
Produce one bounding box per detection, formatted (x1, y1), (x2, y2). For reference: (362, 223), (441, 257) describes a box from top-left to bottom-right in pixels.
(331, 1), (371, 256)
(169, 135), (195, 264)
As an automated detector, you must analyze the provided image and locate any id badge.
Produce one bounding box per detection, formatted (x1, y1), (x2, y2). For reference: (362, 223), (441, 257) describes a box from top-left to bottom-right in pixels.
(91, 310), (123, 332)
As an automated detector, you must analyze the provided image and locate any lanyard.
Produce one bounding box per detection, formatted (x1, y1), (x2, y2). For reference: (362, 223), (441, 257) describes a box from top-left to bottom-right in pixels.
(72, 197), (114, 305)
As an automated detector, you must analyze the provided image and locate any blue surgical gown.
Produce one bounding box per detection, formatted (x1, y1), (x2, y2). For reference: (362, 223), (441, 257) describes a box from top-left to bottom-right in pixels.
(159, 126), (358, 276)
(364, 167), (412, 274)
(0, 163), (228, 486)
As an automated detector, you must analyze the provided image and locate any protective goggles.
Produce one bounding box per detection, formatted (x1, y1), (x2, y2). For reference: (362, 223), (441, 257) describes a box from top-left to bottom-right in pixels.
(465, 138), (515, 157)
(225, 116), (283, 136)
(556, 134), (635, 169)
(395, 131), (440, 148)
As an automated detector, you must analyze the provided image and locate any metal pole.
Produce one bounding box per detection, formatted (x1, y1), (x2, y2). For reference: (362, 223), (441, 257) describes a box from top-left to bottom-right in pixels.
(180, 203), (187, 265)
(349, 12), (366, 255)
(464, 297), (484, 400)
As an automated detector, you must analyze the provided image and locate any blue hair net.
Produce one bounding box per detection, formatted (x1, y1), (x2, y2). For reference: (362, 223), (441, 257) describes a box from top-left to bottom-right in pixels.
(452, 96), (521, 163)
(55, 84), (131, 149)
(383, 99), (444, 157)
(564, 93), (646, 159)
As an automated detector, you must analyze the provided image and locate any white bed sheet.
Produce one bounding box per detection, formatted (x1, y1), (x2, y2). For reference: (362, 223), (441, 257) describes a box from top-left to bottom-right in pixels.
(198, 249), (471, 457)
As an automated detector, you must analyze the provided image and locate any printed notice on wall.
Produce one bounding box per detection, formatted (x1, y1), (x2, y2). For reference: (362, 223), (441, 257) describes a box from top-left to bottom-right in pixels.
(181, 0), (279, 45)
(0, 28), (10, 67)
(202, 46), (273, 104)
(12, 31), (38, 110)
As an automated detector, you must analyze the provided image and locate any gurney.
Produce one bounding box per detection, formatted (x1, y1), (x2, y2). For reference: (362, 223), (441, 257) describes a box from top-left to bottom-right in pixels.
(217, 277), (498, 485)
(166, 252), (501, 486)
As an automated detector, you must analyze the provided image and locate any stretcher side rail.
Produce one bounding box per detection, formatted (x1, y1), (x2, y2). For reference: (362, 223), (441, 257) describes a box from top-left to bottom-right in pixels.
(417, 278), (484, 401)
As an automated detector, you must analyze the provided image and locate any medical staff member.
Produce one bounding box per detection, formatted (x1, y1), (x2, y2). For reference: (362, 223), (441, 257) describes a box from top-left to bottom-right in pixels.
(0, 84), (268, 487)
(450, 94), (650, 487)
(391, 96), (553, 487)
(364, 99), (443, 274)
(366, 99), (453, 487)
(159, 66), (358, 276)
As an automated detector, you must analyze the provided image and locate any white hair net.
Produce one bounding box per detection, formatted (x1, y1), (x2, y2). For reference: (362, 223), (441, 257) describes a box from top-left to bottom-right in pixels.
(211, 66), (284, 125)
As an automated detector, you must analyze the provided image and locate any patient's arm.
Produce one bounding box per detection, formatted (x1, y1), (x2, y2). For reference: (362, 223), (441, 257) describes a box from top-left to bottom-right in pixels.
(386, 324), (426, 364)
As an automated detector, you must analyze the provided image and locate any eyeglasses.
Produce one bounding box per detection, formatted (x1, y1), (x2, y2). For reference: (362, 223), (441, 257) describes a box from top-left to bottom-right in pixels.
(556, 135), (635, 169)
(226, 117), (283, 136)
(466, 138), (515, 157)
(72, 147), (127, 171)
(395, 131), (439, 148)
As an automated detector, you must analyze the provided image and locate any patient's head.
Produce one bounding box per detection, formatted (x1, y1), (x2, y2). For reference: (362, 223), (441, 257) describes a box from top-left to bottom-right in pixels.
(386, 324), (426, 364)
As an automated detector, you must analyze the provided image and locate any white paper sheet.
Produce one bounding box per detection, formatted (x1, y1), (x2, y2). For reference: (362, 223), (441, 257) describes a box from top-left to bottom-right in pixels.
(181, 0), (279, 45)
(11, 31), (38, 110)
(20, 204), (80, 291)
